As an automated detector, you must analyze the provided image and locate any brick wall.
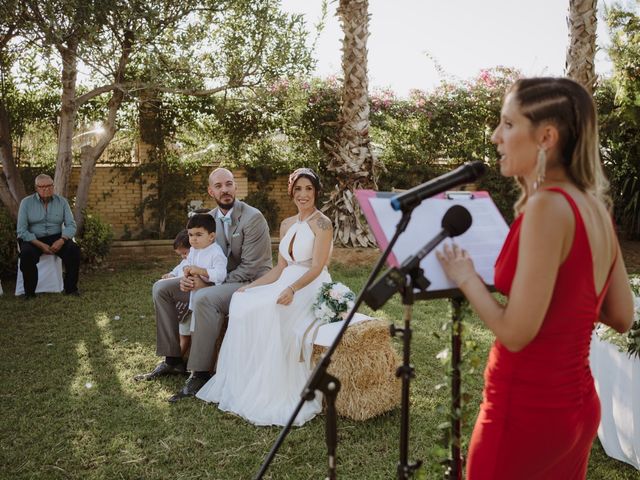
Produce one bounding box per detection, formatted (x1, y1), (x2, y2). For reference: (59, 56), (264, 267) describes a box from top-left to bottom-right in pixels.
(3, 163), (302, 239)
(67, 165), (257, 238)
(247, 175), (298, 228)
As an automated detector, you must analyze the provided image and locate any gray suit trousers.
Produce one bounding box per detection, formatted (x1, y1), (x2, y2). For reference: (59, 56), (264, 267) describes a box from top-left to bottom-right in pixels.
(152, 277), (242, 372)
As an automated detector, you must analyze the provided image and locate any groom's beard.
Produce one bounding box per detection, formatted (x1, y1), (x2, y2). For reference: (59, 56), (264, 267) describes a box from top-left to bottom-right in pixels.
(217, 198), (235, 212)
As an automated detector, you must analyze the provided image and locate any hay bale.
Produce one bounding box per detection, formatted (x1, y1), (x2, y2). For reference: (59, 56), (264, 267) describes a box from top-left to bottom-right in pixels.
(312, 319), (400, 421)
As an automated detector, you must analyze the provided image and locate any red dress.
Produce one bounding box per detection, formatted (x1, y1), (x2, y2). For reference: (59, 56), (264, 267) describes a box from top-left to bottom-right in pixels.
(466, 188), (612, 479)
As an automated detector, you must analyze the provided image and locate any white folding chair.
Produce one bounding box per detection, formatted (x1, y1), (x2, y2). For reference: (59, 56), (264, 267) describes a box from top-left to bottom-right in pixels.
(15, 253), (64, 296)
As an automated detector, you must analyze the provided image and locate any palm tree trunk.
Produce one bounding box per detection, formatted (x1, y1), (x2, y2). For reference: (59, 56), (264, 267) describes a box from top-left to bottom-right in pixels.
(323, 0), (381, 247)
(565, 0), (598, 94)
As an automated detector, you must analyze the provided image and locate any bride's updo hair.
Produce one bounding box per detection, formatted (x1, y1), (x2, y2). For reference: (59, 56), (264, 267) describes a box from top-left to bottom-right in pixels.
(288, 167), (322, 199)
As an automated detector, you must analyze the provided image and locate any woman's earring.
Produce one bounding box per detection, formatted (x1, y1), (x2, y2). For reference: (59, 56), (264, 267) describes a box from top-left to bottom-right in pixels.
(533, 147), (546, 191)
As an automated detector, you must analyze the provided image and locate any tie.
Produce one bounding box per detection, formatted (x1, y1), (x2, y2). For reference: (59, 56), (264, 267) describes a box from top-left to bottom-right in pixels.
(217, 217), (229, 255)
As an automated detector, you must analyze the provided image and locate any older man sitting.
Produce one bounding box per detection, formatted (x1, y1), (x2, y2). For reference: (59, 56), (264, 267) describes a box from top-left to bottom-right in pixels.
(16, 174), (81, 299)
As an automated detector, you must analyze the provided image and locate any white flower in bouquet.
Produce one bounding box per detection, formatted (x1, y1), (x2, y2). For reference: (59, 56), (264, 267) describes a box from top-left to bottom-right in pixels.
(630, 275), (640, 297)
(600, 274), (640, 358)
(314, 303), (334, 324)
(313, 281), (356, 324)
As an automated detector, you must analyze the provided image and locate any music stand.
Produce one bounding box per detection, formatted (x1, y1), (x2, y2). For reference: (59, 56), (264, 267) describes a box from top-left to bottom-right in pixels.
(357, 189), (508, 478)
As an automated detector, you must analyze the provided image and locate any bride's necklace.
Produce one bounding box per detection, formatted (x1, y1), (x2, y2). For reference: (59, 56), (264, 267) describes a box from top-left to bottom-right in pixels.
(298, 208), (318, 222)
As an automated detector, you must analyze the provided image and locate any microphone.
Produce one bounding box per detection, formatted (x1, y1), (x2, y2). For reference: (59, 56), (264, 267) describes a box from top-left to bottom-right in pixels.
(409, 204), (472, 260)
(390, 161), (486, 211)
(363, 204), (472, 310)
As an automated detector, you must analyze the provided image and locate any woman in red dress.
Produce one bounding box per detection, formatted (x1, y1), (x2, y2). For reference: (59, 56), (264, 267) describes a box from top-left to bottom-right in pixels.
(436, 77), (635, 479)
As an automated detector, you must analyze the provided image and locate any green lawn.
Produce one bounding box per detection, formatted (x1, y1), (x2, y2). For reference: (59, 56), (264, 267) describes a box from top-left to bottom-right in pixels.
(0, 258), (637, 479)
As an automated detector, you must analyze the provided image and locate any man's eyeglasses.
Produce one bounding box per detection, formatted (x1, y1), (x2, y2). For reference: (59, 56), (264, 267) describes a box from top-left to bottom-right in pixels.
(36, 184), (54, 189)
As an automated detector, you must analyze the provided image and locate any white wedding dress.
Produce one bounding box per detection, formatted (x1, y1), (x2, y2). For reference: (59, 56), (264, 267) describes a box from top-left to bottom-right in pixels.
(196, 213), (331, 426)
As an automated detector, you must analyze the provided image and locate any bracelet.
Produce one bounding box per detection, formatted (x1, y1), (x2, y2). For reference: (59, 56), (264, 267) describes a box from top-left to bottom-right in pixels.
(288, 285), (296, 294)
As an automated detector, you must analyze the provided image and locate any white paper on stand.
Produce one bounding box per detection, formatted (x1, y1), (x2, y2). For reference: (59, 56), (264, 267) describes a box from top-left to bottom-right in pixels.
(358, 191), (509, 292)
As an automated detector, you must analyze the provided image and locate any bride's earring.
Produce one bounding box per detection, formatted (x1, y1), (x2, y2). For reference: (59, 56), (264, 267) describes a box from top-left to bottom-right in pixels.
(533, 147), (546, 191)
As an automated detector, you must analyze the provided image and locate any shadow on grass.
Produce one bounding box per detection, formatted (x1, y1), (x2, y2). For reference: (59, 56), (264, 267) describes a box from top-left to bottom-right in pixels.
(1, 257), (638, 479)
(0, 261), (193, 478)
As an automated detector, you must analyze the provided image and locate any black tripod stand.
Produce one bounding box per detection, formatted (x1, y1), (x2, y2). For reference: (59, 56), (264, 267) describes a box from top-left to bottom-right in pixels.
(390, 266), (428, 478)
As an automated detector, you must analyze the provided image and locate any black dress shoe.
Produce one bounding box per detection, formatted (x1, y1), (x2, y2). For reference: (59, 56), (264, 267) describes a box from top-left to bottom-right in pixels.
(134, 361), (187, 381)
(167, 374), (210, 403)
(64, 290), (81, 297)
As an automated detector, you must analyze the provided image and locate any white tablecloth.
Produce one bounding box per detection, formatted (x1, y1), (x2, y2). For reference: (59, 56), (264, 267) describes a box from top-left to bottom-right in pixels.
(589, 332), (640, 470)
(314, 313), (373, 347)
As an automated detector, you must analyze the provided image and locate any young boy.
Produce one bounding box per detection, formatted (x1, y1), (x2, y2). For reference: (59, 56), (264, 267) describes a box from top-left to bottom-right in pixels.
(183, 213), (227, 332)
(161, 229), (192, 358)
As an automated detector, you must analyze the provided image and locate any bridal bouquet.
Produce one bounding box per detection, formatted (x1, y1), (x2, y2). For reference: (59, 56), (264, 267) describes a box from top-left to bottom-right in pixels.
(628, 275), (640, 358)
(313, 282), (356, 324)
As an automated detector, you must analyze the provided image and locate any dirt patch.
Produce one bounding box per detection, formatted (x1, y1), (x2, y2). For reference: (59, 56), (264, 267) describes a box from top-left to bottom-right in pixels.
(330, 248), (380, 267)
(329, 241), (640, 273)
(105, 241), (640, 273)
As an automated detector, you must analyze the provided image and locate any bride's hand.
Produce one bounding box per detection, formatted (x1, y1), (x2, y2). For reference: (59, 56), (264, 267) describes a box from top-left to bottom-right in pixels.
(237, 285), (250, 293)
(276, 287), (294, 306)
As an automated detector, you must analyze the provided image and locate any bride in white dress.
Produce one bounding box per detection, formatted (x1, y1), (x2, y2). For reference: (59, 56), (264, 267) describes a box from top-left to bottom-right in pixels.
(196, 168), (333, 426)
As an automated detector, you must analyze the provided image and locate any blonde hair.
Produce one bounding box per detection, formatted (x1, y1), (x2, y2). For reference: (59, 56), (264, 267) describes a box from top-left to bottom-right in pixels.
(507, 77), (610, 214)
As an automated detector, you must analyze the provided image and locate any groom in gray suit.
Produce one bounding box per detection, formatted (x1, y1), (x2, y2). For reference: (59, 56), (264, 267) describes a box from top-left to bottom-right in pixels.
(135, 168), (272, 402)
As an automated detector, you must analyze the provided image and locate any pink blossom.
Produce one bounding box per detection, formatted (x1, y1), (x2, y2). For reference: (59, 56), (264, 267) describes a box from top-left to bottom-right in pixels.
(478, 69), (496, 88)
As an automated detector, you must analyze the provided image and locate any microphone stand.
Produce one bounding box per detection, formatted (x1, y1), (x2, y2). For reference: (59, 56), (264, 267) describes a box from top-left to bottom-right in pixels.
(254, 210), (415, 480)
(392, 269), (426, 479)
(373, 232), (461, 478)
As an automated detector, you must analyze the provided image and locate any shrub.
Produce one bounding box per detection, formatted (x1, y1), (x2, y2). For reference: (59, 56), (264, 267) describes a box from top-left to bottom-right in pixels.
(476, 164), (519, 224)
(244, 190), (280, 232)
(0, 207), (17, 278)
(77, 213), (114, 265)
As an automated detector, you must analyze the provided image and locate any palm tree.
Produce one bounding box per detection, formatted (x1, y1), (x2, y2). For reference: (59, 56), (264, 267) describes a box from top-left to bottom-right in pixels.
(565, 0), (598, 94)
(323, 0), (381, 247)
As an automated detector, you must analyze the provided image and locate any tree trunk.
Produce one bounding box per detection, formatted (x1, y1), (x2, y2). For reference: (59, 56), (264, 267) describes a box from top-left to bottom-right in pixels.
(323, 0), (381, 247)
(73, 31), (131, 233)
(0, 98), (26, 219)
(138, 88), (163, 236)
(565, 0), (598, 94)
(73, 123), (116, 234)
(54, 42), (78, 198)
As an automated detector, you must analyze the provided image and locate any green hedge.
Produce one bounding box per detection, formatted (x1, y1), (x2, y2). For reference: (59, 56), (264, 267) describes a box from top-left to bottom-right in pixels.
(0, 207), (17, 278)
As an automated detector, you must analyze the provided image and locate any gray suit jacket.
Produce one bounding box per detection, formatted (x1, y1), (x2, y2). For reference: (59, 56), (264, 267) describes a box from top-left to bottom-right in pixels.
(210, 200), (272, 283)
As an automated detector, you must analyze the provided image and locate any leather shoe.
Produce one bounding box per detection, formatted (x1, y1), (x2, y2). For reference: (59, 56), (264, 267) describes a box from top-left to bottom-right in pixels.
(167, 374), (210, 403)
(134, 361), (187, 381)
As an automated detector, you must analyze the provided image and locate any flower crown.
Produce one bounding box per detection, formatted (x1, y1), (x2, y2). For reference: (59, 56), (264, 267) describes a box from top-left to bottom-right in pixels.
(288, 167), (321, 197)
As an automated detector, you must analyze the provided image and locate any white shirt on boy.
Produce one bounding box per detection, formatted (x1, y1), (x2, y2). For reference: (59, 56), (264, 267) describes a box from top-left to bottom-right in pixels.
(186, 241), (227, 332)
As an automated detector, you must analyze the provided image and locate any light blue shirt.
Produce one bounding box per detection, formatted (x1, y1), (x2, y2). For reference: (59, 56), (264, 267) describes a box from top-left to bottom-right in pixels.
(16, 193), (77, 242)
